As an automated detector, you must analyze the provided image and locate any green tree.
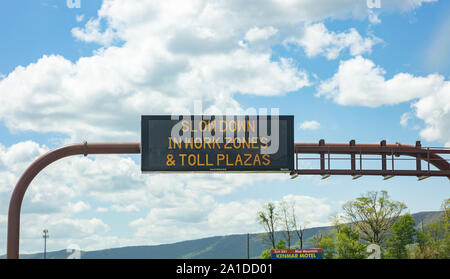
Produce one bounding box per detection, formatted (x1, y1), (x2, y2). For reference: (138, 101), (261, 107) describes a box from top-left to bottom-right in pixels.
(316, 234), (336, 259)
(335, 226), (367, 259)
(413, 228), (431, 259)
(385, 214), (416, 258)
(260, 233), (288, 259)
(276, 238), (287, 249)
(412, 222), (442, 259)
(411, 199), (450, 259)
(311, 216), (367, 259)
(342, 190), (407, 245)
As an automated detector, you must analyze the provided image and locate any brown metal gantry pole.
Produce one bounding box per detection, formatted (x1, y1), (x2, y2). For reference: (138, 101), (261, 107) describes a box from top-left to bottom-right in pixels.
(6, 142), (140, 259)
(7, 139), (449, 259)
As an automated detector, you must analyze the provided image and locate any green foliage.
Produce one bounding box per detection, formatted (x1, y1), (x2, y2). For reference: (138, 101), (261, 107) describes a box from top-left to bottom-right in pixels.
(275, 238), (287, 249)
(385, 214), (416, 259)
(315, 234), (336, 259)
(342, 190), (407, 245)
(261, 250), (272, 259)
(335, 226), (368, 259)
(442, 198), (450, 258)
(312, 227), (367, 259)
(409, 198), (450, 259)
(411, 225), (440, 259)
(260, 239), (287, 259)
(255, 192), (449, 260)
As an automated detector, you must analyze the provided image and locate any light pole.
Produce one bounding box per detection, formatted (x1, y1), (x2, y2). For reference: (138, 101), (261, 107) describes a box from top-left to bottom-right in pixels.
(247, 233), (250, 259)
(42, 229), (49, 259)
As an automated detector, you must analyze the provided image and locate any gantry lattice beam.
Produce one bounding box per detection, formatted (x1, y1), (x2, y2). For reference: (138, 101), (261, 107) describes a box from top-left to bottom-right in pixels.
(292, 140), (450, 179)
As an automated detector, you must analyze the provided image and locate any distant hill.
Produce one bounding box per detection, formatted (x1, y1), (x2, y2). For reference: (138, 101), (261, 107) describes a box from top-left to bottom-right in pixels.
(2, 211), (443, 259)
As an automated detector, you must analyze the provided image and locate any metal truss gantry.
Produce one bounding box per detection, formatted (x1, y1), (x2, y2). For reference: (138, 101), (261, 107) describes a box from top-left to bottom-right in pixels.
(291, 140), (450, 180)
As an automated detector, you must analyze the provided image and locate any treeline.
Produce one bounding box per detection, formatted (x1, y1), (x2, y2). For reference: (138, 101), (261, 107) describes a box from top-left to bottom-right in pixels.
(257, 190), (449, 259)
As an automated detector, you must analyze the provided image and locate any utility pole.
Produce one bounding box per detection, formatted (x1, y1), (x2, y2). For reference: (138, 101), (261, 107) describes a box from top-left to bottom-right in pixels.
(247, 233), (250, 259)
(42, 229), (49, 259)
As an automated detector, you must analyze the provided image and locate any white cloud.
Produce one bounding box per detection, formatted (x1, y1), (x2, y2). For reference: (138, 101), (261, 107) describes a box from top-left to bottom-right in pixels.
(299, 120), (321, 130)
(412, 82), (450, 146)
(317, 56), (446, 107)
(400, 112), (411, 127)
(0, 0), (436, 142)
(130, 194), (331, 245)
(245, 26), (278, 43)
(317, 56), (450, 146)
(368, 10), (381, 24)
(72, 18), (119, 46)
(65, 201), (91, 214)
(0, 49), (308, 143)
(284, 23), (381, 59)
(111, 204), (140, 213)
(280, 194), (331, 227)
(380, 0), (438, 12)
(75, 14), (84, 22)
(1, 213), (112, 254)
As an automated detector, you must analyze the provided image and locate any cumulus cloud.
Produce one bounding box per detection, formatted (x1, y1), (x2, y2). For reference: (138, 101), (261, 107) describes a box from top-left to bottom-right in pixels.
(299, 120), (321, 130)
(65, 201), (91, 214)
(72, 18), (120, 46)
(0, 0), (436, 143)
(400, 112), (411, 127)
(245, 26), (278, 43)
(284, 23), (382, 59)
(412, 82), (450, 146)
(0, 48), (308, 143)
(280, 194), (331, 227)
(16, 214), (111, 254)
(380, 0), (438, 12)
(317, 56), (450, 145)
(317, 56), (446, 107)
(130, 194), (331, 245)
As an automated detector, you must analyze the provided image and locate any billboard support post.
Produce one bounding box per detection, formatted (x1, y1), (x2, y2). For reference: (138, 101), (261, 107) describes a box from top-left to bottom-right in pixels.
(6, 142), (140, 259)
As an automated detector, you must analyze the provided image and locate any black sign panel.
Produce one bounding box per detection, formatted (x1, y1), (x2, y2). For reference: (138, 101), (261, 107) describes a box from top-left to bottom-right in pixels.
(141, 115), (294, 172)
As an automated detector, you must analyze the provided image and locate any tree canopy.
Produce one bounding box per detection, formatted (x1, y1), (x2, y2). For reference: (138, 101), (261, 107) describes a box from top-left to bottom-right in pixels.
(342, 190), (407, 244)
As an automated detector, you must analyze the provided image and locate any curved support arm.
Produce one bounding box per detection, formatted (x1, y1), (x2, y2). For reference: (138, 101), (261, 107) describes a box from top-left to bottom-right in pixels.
(7, 142), (140, 259)
(8, 140), (448, 258)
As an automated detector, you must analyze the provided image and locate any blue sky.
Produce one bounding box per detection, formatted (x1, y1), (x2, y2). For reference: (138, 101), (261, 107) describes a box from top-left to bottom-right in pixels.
(0, 0), (449, 254)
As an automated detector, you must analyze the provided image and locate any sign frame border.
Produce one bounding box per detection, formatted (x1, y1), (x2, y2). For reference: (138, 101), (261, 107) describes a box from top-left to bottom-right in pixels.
(141, 115), (294, 173)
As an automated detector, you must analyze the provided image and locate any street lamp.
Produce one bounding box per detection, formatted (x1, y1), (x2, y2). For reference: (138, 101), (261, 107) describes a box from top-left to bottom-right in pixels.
(42, 229), (49, 259)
